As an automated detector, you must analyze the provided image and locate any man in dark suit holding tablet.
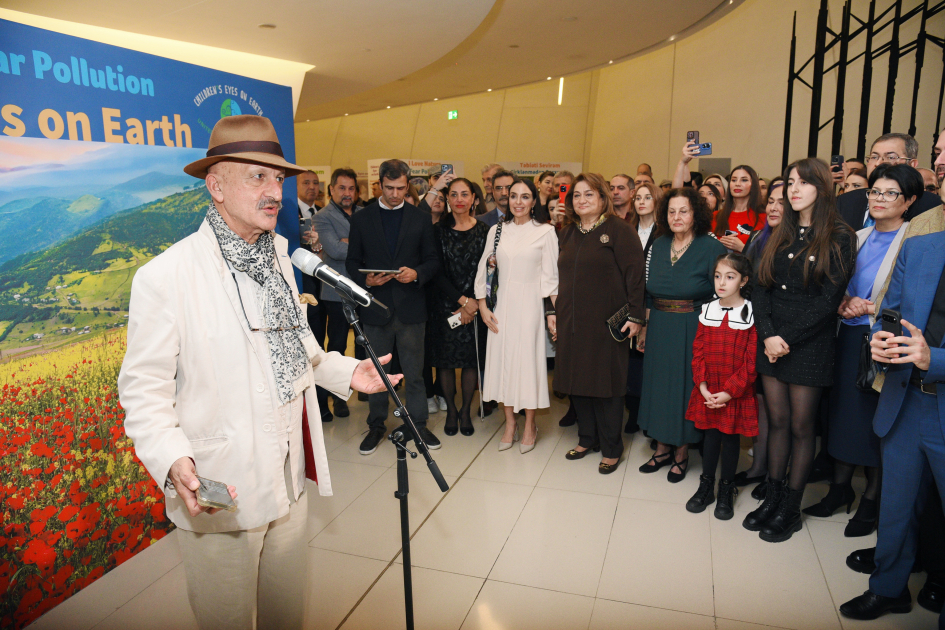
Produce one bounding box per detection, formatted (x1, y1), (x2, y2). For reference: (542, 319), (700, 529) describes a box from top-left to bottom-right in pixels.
(346, 159), (442, 455)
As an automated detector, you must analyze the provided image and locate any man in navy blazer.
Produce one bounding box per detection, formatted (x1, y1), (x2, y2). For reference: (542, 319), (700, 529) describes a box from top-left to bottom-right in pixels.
(479, 170), (515, 227)
(840, 231), (945, 625)
(346, 159), (441, 455)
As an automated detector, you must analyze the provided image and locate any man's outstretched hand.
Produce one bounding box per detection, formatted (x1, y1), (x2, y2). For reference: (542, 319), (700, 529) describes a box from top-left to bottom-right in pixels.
(351, 353), (402, 393)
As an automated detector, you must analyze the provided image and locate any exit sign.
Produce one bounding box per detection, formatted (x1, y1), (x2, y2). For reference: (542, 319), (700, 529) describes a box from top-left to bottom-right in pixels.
(448, 110), (458, 120)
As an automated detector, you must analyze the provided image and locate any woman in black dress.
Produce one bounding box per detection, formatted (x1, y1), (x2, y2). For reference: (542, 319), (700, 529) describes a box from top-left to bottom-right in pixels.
(746, 158), (856, 542)
(430, 178), (489, 436)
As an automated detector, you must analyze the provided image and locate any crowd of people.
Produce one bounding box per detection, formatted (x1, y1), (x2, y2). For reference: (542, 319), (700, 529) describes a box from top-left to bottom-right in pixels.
(298, 130), (945, 625)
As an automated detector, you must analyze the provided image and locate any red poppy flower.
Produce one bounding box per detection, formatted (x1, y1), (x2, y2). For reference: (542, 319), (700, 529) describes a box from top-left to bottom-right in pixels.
(22, 538), (56, 572)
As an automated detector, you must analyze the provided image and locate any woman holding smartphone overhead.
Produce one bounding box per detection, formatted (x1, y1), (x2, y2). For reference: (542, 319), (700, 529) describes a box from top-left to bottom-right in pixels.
(747, 157), (856, 543)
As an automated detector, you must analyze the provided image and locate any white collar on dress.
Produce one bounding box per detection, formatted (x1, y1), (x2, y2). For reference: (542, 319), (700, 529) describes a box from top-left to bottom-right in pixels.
(699, 298), (754, 329)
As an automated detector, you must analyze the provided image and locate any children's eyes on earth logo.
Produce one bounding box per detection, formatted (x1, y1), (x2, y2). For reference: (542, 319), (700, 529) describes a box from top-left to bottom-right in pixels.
(221, 98), (242, 118)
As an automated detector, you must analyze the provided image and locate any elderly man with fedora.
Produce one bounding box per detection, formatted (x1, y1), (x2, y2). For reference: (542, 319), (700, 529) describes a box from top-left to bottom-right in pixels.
(118, 115), (398, 630)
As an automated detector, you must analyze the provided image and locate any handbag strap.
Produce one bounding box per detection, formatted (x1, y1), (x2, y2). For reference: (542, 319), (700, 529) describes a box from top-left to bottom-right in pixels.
(492, 221), (502, 258)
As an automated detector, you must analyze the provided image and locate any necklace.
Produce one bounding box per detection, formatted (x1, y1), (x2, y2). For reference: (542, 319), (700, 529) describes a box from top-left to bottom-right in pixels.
(578, 214), (607, 234)
(671, 236), (693, 264)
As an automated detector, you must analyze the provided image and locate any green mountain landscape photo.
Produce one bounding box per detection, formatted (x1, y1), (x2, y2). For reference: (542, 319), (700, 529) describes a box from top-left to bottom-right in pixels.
(0, 187), (210, 356)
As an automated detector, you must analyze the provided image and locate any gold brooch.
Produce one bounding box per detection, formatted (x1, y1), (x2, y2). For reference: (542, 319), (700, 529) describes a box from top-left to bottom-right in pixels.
(600, 234), (610, 244)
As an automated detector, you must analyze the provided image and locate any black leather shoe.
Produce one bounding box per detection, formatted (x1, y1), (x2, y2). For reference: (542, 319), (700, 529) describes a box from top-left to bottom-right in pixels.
(734, 470), (766, 487)
(743, 478), (784, 532)
(918, 578), (945, 614)
(357, 392), (369, 402)
(751, 479), (768, 500)
(639, 449), (673, 473)
(715, 479), (738, 521)
(846, 547), (876, 574)
(760, 484), (804, 543)
(599, 461), (620, 475)
(482, 400), (496, 417)
(624, 419), (639, 434)
(667, 456), (689, 483)
(558, 405), (577, 427)
(321, 411), (333, 423)
(459, 413), (474, 437)
(839, 589), (912, 620)
(802, 483), (855, 517)
(332, 398), (350, 417)
(566, 445), (600, 460)
(443, 414), (459, 437)
(686, 474), (716, 513)
(844, 496), (878, 537)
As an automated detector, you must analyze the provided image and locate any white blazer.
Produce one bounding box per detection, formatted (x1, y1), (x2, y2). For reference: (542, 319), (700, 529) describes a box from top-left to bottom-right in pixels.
(118, 220), (358, 533)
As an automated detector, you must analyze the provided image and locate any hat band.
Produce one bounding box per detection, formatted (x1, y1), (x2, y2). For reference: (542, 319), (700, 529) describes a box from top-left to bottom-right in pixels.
(205, 140), (284, 159)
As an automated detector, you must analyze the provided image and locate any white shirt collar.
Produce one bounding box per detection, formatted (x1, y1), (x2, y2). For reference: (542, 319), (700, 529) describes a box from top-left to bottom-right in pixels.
(699, 298), (754, 329)
(379, 198), (405, 211)
(298, 198), (315, 218)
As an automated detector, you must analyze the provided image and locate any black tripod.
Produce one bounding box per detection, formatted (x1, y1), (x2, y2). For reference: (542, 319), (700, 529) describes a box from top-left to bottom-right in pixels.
(340, 299), (449, 630)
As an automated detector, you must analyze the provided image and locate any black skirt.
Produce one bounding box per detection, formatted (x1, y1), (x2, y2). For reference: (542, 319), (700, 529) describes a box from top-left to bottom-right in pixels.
(826, 323), (881, 467)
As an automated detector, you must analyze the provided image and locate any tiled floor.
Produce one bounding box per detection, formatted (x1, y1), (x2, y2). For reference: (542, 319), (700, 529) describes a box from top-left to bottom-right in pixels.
(29, 384), (942, 630)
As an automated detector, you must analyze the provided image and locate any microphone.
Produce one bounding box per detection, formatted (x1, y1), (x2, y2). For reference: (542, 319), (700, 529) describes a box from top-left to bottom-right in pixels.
(290, 249), (389, 315)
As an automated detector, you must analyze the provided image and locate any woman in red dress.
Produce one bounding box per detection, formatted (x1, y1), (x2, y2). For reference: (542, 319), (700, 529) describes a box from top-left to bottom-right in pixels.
(685, 252), (758, 520)
(714, 165), (766, 252)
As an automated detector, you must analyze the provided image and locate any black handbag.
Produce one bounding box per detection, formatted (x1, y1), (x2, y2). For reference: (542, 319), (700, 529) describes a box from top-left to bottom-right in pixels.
(607, 303), (634, 342)
(485, 222), (502, 311)
(855, 331), (880, 392)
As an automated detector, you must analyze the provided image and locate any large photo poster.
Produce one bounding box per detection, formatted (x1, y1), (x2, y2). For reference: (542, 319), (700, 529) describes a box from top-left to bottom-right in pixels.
(0, 19), (298, 629)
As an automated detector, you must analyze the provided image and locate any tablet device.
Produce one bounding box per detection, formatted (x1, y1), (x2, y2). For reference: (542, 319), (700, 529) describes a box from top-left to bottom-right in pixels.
(358, 269), (401, 275)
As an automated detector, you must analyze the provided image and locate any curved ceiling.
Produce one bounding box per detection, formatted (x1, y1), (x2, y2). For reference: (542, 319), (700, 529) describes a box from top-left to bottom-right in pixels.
(3, 0), (742, 122)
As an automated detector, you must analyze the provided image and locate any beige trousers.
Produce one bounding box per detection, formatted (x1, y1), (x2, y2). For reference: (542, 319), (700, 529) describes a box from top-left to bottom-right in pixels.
(176, 490), (309, 630)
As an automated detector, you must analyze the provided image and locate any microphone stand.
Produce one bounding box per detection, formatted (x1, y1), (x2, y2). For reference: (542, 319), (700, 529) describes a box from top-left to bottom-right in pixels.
(338, 294), (449, 630)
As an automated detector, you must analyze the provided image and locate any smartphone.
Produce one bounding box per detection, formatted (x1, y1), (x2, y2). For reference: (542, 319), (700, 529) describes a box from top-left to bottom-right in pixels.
(831, 155), (844, 173)
(447, 312), (462, 329)
(881, 308), (902, 337)
(724, 230), (737, 236)
(441, 163), (453, 174)
(686, 130), (700, 145)
(195, 476), (237, 511)
(558, 184), (569, 206)
(696, 142), (713, 156)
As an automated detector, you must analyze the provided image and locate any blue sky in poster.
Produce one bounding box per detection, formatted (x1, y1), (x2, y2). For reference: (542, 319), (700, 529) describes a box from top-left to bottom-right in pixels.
(0, 18), (301, 252)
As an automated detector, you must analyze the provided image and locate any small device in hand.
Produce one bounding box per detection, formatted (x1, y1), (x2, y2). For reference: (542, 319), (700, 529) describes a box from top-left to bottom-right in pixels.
(441, 163), (453, 174)
(881, 308), (902, 337)
(696, 142), (712, 156)
(195, 476), (237, 511)
(687, 130), (700, 144)
(724, 230), (737, 237)
(359, 268), (401, 275)
(447, 312), (462, 329)
(558, 184), (569, 206)
(831, 155), (844, 173)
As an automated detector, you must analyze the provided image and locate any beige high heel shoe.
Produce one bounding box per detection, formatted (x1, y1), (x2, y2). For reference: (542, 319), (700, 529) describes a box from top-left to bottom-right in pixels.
(520, 426), (538, 454)
(498, 424), (519, 451)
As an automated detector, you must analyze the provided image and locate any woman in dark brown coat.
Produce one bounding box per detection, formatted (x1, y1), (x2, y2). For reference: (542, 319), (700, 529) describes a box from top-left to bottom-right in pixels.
(551, 172), (646, 474)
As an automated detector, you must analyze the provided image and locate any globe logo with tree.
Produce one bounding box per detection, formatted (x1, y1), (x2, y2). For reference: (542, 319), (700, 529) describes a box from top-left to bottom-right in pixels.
(220, 98), (242, 118)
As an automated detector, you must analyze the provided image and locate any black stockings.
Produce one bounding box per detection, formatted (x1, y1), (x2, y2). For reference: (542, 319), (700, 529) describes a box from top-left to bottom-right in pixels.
(832, 460), (882, 501)
(744, 393), (769, 477)
(701, 429), (741, 482)
(437, 367), (479, 423)
(761, 375), (824, 491)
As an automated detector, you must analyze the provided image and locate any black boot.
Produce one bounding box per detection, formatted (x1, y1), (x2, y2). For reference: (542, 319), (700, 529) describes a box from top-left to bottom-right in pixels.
(743, 478), (784, 532)
(802, 482), (855, 517)
(760, 484), (805, 543)
(715, 479), (738, 521)
(844, 496), (878, 537)
(751, 478), (768, 501)
(686, 474), (715, 513)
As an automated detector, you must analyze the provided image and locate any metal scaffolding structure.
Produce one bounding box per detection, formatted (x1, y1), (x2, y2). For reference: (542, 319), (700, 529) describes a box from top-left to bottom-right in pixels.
(782, 0), (945, 171)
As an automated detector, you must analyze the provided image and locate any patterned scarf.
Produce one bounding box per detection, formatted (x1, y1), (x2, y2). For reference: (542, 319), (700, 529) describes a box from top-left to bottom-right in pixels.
(206, 202), (313, 405)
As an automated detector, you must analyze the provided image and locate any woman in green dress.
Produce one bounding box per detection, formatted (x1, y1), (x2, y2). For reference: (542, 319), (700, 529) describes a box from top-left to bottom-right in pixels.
(638, 188), (727, 482)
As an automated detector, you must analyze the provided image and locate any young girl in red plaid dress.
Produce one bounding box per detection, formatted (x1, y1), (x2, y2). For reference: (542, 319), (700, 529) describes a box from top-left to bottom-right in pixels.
(685, 252), (758, 520)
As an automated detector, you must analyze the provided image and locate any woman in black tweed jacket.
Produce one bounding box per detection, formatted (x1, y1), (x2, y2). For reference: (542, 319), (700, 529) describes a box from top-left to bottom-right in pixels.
(746, 158), (856, 543)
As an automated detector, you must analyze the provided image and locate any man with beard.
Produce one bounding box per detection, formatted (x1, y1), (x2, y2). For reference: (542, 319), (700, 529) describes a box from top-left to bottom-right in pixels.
(311, 168), (361, 420)
(480, 170), (515, 227)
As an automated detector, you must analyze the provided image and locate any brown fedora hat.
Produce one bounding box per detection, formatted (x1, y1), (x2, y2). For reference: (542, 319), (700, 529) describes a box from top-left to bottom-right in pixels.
(184, 115), (305, 179)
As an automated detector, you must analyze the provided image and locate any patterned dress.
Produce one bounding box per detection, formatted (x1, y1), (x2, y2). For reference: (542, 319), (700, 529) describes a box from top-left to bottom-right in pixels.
(686, 300), (759, 436)
(428, 220), (489, 368)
